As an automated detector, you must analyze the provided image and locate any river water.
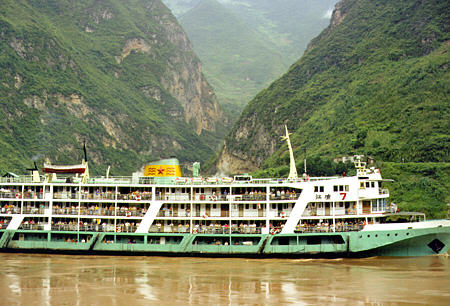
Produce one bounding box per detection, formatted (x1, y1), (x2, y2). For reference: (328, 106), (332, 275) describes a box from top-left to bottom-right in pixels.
(0, 253), (449, 305)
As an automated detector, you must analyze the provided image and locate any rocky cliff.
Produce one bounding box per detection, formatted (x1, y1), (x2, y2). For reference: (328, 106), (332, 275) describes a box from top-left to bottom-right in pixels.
(0, 0), (228, 174)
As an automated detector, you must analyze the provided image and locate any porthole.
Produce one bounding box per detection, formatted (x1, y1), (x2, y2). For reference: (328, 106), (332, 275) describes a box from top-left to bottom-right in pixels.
(406, 232), (409, 236)
(367, 235), (370, 238)
(387, 234), (390, 237)
(375, 234), (378, 237)
(395, 233), (398, 236)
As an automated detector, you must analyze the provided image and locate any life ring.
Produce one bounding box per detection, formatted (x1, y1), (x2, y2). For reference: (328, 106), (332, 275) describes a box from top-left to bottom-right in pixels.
(136, 194), (141, 201)
(116, 227), (121, 233)
(193, 228), (198, 234)
(211, 194), (217, 201)
(126, 211), (131, 217)
(15, 193), (21, 199)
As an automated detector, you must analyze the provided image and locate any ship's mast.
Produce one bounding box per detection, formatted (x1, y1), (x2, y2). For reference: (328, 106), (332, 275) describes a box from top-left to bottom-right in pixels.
(281, 125), (298, 180)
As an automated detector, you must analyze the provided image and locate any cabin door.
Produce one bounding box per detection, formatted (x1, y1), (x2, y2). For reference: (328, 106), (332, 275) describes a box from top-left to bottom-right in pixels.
(173, 205), (178, 216)
(195, 204), (201, 217)
(221, 204), (228, 217)
(325, 203), (330, 215)
(239, 204), (244, 217)
(258, 203), (264, 217)
(362, 201), (371, 214)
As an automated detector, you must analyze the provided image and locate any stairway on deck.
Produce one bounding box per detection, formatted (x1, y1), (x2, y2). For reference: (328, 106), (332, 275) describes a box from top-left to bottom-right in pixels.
(281, 187), (314, 234)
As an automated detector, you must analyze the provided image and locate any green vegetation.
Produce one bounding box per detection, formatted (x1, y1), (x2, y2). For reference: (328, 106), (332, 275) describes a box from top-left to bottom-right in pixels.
(222, 0), (449, 217)
(382, 162), (449, 219)
(0, 0), (226, 175)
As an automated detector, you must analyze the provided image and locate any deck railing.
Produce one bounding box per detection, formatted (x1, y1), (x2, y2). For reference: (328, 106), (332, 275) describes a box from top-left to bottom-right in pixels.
(296, 224), (364, 233)
(0, 175), (339, 185)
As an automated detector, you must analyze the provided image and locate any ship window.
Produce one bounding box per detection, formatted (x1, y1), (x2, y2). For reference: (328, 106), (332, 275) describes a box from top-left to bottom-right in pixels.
(245, 204), (249, 210)
(360, 182), (365, 188)
(333, 186), (338, 192)
(201, 188), (204, 193)
(213, 204), (217, 209)
(180, 204), (185, 209)
(272, 204), (276, 210)
(306, 236), (321, 245)
(314, 186), (318, 192)
(339, 185), (344, 192)
(253, 204), (257, 209)
(171, 188), (175, 193)
(182, 188), (186, 193)
(345, 185), (349, 191)
(339, 203), (344, 208)
(371, 182), (375, 188)
(320, 186), (324, 192)
(366, 182), (370, 188)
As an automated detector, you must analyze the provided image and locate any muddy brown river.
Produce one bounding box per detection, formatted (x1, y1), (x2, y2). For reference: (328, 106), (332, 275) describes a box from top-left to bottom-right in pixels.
(0, 253), (449, 305)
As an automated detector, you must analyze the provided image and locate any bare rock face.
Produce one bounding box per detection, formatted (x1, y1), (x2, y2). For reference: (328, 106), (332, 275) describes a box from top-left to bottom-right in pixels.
(1, 0), (229, 173)
(216, 118), (282, 175)
(329, 1), (347, 30)
(155, 10), (224, 135)
(216, 144), (258, 175)
(116, 2), (225, 136)
(116, 38), (152, 64)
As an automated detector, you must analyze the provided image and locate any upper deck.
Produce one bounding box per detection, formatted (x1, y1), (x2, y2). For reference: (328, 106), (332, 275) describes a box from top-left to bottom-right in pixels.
(0, 175), (339, 186)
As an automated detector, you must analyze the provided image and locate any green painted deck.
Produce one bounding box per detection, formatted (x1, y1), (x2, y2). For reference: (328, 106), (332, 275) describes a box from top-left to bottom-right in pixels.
(1, 225), (449, 257)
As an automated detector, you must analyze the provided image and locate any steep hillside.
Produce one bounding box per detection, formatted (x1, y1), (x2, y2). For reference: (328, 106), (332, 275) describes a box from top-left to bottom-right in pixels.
(177, 0), (287, 116)
(0, 0), (228, 175)
(217, 0), (449, 174)
(164, 0), (337, 116)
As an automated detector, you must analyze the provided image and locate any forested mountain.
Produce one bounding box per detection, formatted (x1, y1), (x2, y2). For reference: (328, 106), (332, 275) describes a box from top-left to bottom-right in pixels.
(163, 0), (337, 117)
(216, 0), (449, 217)
(0, 0), (228, 175)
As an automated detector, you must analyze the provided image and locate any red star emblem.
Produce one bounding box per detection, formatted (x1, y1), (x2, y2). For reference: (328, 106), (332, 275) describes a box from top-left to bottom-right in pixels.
(157, 167), (164, 175)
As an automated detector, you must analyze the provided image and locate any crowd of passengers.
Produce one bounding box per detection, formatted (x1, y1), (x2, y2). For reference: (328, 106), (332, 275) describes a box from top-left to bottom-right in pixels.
(270, 189), (300, 200)
(232, 188), (299, 201)
(52, 204), (146, 217)
(149, 222), (266, 234)
(295, 220), (365, 233)
(52, 189), (152, 201)
(20, 220), (45, 230)
(0, 188), (22, 198)
(0, 218), (10, 229)
(1, 204), (21, 214)
(23, 204), (46, 214)
(50, 220), (140, 232)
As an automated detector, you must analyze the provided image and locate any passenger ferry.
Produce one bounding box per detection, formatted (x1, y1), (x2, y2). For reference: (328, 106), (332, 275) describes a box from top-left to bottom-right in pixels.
(0, 128), (449, 257)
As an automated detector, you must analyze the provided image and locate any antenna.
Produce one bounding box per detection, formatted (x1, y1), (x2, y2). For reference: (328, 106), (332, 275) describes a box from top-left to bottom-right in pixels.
(281, 125), (298, 180)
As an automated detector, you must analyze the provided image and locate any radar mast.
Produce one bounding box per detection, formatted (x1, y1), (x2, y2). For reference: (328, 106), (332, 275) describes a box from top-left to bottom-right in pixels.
(281, 125), (298, 180)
